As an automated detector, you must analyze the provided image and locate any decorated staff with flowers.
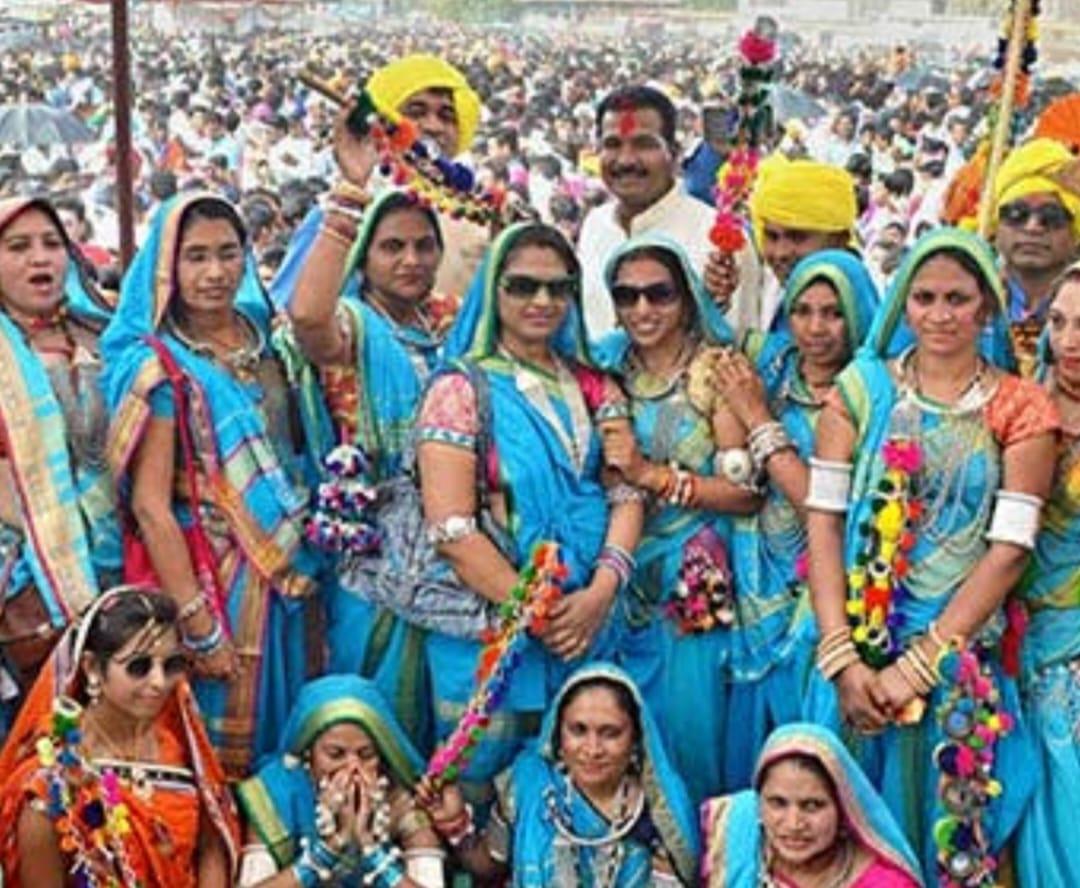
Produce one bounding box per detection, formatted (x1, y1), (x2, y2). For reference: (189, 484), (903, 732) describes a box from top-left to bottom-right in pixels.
(803, 227), (1058, 885)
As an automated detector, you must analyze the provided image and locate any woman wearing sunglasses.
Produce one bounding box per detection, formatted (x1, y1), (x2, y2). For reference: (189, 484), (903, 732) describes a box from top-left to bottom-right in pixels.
(237, 675), (444, 887)
(0, 585), (240, 886)
(703, 251), (879, 791)
(415, 222), (644, 801)
(591, 232), (759, 805)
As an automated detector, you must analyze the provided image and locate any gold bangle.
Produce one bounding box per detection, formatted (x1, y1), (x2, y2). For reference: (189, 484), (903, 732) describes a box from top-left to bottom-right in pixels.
(895, 655), (931, 696)
(319, 224), (354, 250)
(331, 179), (371, 206)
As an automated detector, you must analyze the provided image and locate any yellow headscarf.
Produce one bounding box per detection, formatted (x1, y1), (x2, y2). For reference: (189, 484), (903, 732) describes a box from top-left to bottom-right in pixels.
(366, 54), (481, 156)
(748, 155), (858, 248)
(992, 137), (1080, 240)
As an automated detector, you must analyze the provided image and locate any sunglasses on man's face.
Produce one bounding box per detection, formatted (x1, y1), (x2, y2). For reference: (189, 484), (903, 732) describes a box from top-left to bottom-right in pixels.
(117, 652), (190, 681)
(610, 281), (680, 308)
(499, 274), (578, 301)
(999, 201), (1073, 231)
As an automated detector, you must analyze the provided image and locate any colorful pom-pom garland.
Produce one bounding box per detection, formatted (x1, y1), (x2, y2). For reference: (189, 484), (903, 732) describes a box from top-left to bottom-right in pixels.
(348, 88), (507, 226)
(986, 0), (1041, 140)
(846, 437), (922, 668)
(37, 696), (145, 887)
(306, 443), (382, 559)
(710, 16), (778, 257)
(424, 542), (566, 788)
(933, 643), (1013, 888)
(664, 526), (736, 634)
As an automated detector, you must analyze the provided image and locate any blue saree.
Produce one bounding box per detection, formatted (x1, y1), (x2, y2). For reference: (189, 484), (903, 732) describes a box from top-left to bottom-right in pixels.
(418, 223), (623, 795)
(237, 675), (425, 885)
(803, 228), (1043, 881)
(1015, 335), (1080, 886)
(591, 232), (740, 804)
(498, 664), (699, 887)
(101, 192), (321, 777)
(700, 723), (922, 887)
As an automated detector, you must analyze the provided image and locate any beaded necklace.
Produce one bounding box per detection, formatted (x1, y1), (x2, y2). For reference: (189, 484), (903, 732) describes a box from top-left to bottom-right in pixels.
(168, 312), (266, 385)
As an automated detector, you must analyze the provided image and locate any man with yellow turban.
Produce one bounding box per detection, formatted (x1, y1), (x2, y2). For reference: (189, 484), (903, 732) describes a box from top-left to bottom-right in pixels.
(991, 137), (1080, 374)
(720, 155), (858, 327)
(272, 53), (486, 305)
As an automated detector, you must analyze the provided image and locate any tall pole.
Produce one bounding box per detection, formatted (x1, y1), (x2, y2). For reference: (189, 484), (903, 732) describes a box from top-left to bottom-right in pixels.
(977, 0), (1033, 239)
(110, 0), (136, 270)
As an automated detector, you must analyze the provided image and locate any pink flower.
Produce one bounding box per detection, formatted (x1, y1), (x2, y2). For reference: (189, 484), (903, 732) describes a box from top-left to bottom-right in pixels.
(882, 439), (922, 473)
(739, 30), (778, 65)
(955, 745), (977, 777)
(795, 550), (809, 581)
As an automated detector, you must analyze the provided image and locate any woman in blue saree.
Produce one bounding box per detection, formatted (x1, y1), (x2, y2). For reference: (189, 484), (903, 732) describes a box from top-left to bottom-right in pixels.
(1015, 262), (1080, 885)
(420, 663), (699, 886)
(237, 674), (444, 887)
(804, 227), (1057, 882)
(590, 232), (759, 804)
(102, 192), (321, 778)
(414, 222), (644, 802)
(0, 196), (119, 702)
(287, 179), (451, 751)
(701, 723), (922, 887)
(702, 251), (878, 790)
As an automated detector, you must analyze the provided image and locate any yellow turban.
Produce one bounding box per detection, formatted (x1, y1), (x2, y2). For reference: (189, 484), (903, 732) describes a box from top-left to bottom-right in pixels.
(749, 155), (858, 248)
(992, 137), (1080, 240)
(367, 54), (481, 156)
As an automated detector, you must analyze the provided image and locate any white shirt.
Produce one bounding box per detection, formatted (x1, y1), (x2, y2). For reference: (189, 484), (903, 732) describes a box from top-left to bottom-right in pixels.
(577, 184), (762, 340)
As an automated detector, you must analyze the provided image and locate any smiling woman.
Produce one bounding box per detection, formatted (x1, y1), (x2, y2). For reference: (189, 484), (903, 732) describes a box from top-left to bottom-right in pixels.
(102, 193), (323, 778)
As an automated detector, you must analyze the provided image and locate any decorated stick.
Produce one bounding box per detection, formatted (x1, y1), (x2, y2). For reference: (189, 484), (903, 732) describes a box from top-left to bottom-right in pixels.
(977, 0), (1036, 238)
(298, 68), (507, 226)
(424, 542), (566, 788)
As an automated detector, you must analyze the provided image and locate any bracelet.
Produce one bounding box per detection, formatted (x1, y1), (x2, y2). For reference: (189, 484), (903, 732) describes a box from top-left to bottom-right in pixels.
(294, 836), (352, 887)
(805, 457), (853, 513)
(360, 843), (405, 888)
(431, 803), (477, 848)
(595, 543), (635, 592)
(666, 465), (697, 507)
(182, 618), (224, 655)
(928, 621), (949, 652)
(319, 222), (355, 250)
(606, 482), (648, 505)
(324, 197), (366, 224)
(817, 643), (861, 681)
(747, 420), (794, 471)
(330, 179), (372, 208)
(177, 595), (207, 623)
(426, 514), (478, 546)
(894, 653), (931, 697)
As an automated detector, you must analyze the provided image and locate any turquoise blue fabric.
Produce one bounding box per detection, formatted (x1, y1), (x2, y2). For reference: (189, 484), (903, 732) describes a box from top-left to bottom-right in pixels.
(504, 664), (699, 887)
(423, 223), (615, 792)
(100, 193), (320, 770)
(237, 675), (424, 884)
(803, 227), (1038, 881)
(701, 723), (922, 887)
(591, 233), (742, 803)
(1015, 338), (1080, 887)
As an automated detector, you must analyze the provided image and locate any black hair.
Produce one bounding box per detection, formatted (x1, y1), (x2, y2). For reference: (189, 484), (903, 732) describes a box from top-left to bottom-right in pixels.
(553, 676), (643, 757)
(595, 84), (678, 149)
(83, 588), (179, 672)
(497, 222), (581, 283)
(757, 751), (839, 805)
(178, 196), (247, 246)
(149, 170), (178, 201)
(910, 245), (1001, 319)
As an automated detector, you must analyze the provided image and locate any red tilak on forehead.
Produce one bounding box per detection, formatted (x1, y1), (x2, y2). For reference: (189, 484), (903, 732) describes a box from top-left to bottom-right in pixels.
(617, 108), (637, 138)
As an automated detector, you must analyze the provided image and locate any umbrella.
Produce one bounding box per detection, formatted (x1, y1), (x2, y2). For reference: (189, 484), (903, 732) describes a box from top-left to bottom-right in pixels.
(770, 84), (826, 124)
(895, 68), (950, 93)
(0, 104), (95, 148)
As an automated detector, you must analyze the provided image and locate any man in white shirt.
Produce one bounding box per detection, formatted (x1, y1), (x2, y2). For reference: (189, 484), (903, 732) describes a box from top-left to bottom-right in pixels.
(577, 85), (760, 340)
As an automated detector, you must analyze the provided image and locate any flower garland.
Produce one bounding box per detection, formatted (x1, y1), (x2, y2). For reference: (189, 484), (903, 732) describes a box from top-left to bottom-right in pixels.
(664, 525), (735, 634)
(306, 443), (382, 559)
(347, 89), (507, 226)
(36, 696), (144, 888)
(987, 0), (1041, 142)
(933, 644), (1013, 888)
(424, 542), (566, 788)
(709, 16), (778, 256)
(846, 438), (922, 668)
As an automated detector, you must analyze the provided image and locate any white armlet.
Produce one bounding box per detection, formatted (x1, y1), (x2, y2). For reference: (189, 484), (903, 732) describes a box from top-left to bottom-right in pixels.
(238, 843), (279, 887)
(985, 490), (1044, 550)
(804, 457), (853, 513)
(403, 848), (446, 888)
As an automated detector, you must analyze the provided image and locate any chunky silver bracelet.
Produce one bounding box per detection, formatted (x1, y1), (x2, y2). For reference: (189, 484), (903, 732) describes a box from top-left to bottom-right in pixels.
(425, 514), (478, 546)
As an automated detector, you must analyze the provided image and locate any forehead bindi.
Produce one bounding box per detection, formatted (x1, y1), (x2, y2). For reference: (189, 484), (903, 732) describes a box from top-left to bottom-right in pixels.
(601, 107), (665, 141)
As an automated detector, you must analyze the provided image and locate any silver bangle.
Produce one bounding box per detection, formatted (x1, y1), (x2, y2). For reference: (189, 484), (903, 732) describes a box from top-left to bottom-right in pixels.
(804, 457), (853, 513)
(716, 447), (755, 486)
(606, 482), (648, 505)
(426, 514), (478, 545)
(748, 420), (794, 470)
(985, 490), (1043, 550)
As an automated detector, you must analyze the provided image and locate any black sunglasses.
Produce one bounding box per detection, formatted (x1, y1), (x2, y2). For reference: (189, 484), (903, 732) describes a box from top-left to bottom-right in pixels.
(499, 274), (578, 301)
(610, 282), (681, 308)
(118, 652), (191, 680)
(999, 201), (1073, 231)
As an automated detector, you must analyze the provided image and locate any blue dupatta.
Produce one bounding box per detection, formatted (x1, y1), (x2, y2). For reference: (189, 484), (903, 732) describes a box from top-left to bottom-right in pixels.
(0, 197), (118, 625)
(237, 675), (424, 880)
(503, 664), (699, 887)
(700, 723), (922, 887)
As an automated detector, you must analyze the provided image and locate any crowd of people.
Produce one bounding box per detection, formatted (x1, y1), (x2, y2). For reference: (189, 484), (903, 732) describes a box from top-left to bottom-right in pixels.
(0, 8), (1079, 888)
